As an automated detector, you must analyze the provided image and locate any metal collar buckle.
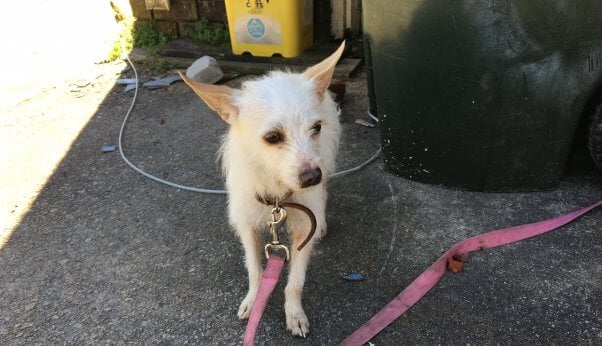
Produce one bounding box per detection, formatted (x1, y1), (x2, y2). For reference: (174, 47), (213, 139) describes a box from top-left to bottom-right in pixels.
(264, 205), (290, 261)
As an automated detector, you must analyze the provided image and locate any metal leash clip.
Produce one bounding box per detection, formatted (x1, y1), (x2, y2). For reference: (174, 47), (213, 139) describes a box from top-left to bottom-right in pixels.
(264, 205), (290, 261)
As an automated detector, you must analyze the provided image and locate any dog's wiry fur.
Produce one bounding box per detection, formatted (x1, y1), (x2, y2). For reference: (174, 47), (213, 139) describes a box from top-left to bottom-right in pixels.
(180, 42), (344, 337)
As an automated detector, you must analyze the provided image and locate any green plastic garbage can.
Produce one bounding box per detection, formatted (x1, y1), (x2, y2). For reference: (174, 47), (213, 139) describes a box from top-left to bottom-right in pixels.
(363, 0), (602, 191)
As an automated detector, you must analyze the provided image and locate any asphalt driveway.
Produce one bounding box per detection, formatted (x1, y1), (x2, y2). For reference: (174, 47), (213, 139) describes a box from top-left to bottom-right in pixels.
(0, 60), (600, 345)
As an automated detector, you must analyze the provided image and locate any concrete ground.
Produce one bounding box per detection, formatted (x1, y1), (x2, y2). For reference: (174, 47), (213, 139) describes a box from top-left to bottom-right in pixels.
(0, 1), (120, 110)
(1, 49), (600, 345)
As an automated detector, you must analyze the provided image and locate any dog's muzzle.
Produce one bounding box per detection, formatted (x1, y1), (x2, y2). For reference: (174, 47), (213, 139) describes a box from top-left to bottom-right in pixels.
(299, 167), (322, 188)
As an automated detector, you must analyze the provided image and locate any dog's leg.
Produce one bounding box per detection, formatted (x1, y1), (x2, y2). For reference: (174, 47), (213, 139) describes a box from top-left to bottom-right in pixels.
(237, 227), (263, 320)
(285, 192), (327, 336)
(285, 229), (314, 337)
(320, 182), (328, 238)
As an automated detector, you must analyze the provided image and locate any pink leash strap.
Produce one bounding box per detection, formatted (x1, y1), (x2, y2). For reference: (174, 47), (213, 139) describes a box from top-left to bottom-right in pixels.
(244, 255), (286, 346)
(341, 201), (601, 346)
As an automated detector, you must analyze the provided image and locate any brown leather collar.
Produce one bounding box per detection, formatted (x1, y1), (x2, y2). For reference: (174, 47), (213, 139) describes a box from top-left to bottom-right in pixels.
(255, 191), (293, 206)
(255, 192), (317, 251)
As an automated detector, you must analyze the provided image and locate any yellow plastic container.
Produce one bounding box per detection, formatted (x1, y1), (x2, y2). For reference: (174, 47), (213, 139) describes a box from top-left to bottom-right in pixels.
(224, 0), (313, 57)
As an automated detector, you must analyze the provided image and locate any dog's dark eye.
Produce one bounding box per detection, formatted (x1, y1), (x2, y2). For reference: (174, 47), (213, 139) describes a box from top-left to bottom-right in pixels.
(264, 131), (284, 144)
(311, 122), (322, 135)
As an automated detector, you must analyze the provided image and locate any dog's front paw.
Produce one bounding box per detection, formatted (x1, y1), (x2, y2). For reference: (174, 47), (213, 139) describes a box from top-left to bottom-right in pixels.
(237, 292), (255, 320)
(285, 304), (310, 337)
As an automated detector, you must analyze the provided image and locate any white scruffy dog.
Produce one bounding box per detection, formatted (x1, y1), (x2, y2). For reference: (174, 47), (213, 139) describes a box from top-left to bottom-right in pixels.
(180, 42), (344, 337)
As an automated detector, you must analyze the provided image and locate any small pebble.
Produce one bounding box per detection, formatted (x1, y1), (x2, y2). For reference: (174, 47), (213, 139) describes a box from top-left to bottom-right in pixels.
(102, 145), (116, 153)
(342, 273), (364, 281)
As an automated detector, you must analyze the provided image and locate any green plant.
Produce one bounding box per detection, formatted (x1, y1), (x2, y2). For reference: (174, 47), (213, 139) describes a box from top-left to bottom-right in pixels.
(138, 58), (178, 74)
(188, 18), (230, 46)
(133, 21), (171, 55)
(107, 9), (135, 62)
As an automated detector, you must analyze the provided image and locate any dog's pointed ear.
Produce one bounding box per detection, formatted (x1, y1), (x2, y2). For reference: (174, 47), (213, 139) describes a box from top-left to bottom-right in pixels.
(178, 71), (238, 124)
(304, 41), (345, 99)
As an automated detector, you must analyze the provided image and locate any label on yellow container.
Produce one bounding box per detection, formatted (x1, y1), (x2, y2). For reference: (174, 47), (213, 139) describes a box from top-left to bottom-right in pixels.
(234, 16), (281, 45)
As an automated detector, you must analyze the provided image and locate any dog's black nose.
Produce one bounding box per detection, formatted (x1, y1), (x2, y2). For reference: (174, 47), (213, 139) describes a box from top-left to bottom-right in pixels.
(299, 167), (322, 188)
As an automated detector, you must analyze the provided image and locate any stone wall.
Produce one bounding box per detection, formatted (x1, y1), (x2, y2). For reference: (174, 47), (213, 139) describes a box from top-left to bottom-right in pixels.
(129, 0), (227, 38)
